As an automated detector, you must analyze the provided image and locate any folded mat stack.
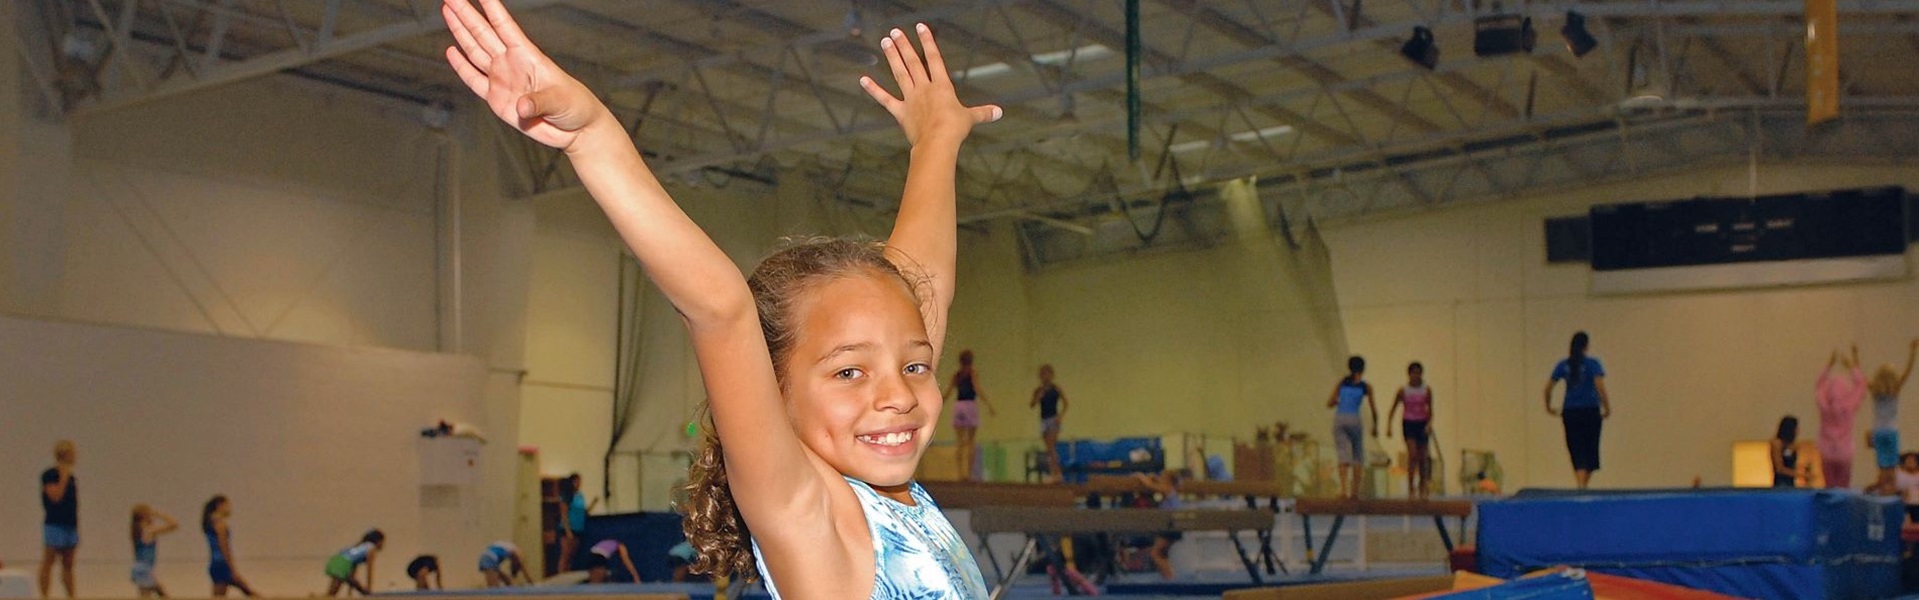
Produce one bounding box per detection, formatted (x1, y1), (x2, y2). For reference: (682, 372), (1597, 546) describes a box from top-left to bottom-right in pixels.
(1476, 488), (1900, 600)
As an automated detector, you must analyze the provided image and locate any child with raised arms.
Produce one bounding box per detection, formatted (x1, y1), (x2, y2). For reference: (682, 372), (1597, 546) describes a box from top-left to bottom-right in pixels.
(441, 0), (1001, 596)
(130, 504), (179, 598)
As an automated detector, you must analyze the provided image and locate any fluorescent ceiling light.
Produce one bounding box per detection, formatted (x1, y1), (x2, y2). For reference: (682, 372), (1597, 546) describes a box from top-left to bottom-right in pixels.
(1168, 140), (1214, 153)
(1228, 125), (1295, 142)
(1169, 125), (1293, 153)
(959, 45), (1113, 81)
(1031, 44), (1113, 66)
(958, 62), (1014, 80)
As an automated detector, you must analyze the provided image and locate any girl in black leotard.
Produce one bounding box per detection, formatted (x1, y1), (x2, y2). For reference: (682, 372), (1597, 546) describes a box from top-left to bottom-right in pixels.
(1772, 416), (1802, 488)
(1030, 365), (1068, 481)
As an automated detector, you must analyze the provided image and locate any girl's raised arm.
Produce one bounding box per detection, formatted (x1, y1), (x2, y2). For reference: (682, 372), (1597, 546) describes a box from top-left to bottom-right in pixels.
(863, 25), (1001, 356)
(1899, 339), (1917, 392)
(443, 0), (817, 531)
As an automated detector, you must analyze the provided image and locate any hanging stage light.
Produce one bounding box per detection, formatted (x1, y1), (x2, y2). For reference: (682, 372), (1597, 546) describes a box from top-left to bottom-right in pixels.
(1401, 26), (1439, 70)
(1561, 10), (1598, 58)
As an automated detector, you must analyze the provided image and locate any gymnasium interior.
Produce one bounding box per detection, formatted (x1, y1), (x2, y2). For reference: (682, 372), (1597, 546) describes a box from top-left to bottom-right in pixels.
(4, 0), (1919, 598)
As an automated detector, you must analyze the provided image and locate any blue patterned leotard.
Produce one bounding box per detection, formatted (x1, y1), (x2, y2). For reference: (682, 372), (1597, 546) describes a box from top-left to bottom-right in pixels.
(753, 477), (988, 599)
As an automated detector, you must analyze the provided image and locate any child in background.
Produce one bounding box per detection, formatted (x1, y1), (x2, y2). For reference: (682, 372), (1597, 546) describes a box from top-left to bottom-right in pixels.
(1867, 340), (1918, 494)
(442, 0), (999, 593)
(1817, 345), (1868, 489)
(1387, 362), (1436, 499)
(556, 475), (586, 572)
(1133, 470), (1188, 580)
(665, 542), (702, 583)
(405, 555), (441, 590)
(40, 440), (79, 600)
(323, 530), (385, 596)
(478, 541), (533, 588)
(584, 539), (641, 584)
(1031, 364), (1070, 482)
(1897, 453), (1919, 523)
(1771, 416), (1805, 488)
(944, 350), (998, 481)
(130, 504), (179, 598)
(201, 495), (256, 597)
(1326, 356), (1379, 499)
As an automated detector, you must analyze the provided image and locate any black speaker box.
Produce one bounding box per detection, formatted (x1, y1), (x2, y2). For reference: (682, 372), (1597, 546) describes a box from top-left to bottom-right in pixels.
(1474, 15), (1536, 56)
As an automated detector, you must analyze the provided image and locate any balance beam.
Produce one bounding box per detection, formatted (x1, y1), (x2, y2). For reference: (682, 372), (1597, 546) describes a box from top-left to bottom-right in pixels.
(1294, 498), (1473, 517)
(971, 507), (1272, 534)
(969, 507), (1275, 597)
(919, 481), (1082, 509)
(1076, 475), (1295, 577)
(1183, 480), (1290, 499)
(1292, 498), (1475, 575)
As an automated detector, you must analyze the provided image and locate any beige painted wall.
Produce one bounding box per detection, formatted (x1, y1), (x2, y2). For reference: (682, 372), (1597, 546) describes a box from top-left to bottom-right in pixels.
(529, 177), (1357, 494)
(0, 314), (491, 593)
(0, 28), (534, 592)
(1322, 163), (1919, 490)
(521, 194), (622, 505)
(53, 77), (441, 349)
(943, 180), (1351, 452)
(521, 172), (901, 510)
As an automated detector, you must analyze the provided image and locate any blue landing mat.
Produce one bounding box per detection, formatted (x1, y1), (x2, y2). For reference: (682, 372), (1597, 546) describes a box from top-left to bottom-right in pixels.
(1479, 488), (1900, 600)
(379, 566), (1448, 599)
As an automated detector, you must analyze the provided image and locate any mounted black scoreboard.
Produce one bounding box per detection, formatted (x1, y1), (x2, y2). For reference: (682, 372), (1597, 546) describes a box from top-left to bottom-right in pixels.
(1586, 186), (1909, 272)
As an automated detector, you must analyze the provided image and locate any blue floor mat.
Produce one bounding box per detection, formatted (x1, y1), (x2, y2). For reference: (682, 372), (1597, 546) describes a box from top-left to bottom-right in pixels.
(377, 566), (1446, 599)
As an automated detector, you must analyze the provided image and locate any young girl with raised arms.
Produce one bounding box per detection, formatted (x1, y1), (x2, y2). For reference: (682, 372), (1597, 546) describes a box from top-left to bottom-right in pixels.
(441, 0), (1001, 596)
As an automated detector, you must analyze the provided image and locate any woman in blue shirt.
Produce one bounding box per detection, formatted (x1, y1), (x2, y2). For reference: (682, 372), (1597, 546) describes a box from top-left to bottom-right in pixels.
(1543, 332), (1612, 490)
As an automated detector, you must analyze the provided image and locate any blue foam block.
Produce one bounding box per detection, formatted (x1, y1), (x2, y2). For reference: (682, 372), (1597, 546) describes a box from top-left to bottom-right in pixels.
(580, 512), (690, 583)
(1477, 488), (1899, 600)
(1428, 570), (1594, 599)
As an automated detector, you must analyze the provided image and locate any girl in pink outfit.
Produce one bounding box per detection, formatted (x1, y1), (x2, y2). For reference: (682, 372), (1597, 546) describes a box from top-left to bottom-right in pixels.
(1817, 345), (1868, 489)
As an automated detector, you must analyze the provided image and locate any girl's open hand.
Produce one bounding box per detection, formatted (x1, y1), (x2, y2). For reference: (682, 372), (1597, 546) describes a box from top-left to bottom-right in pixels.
(443, 0), (608, 151)
(860, 24), (1001, 148)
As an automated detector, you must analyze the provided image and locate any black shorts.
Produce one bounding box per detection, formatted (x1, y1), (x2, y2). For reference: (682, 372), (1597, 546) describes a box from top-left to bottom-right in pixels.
(583, 553), (611, 571)
(406, 555), (439, 579)
(1403, 420), (1430, 445)
(1562, 407), (1603, 472)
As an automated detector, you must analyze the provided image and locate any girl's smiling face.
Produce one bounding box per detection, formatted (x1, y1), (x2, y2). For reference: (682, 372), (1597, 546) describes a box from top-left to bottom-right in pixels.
(781, 271), (941, 500)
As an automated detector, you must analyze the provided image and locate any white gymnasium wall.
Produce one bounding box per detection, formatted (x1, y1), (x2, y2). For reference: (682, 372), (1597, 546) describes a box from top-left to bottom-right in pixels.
(1322, 163), (1919, 491)
(0, 314), (491, 594)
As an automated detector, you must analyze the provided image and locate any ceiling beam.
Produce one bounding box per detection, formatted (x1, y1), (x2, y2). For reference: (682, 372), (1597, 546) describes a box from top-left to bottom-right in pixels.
(1018, 0), (1365, 148)
(1160, 0), (1450, 135)
(79, 0), (569, 115)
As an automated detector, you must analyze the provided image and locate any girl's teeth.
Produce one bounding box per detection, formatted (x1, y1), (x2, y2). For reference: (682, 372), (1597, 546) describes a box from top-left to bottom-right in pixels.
(863, 431), (913, 446)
